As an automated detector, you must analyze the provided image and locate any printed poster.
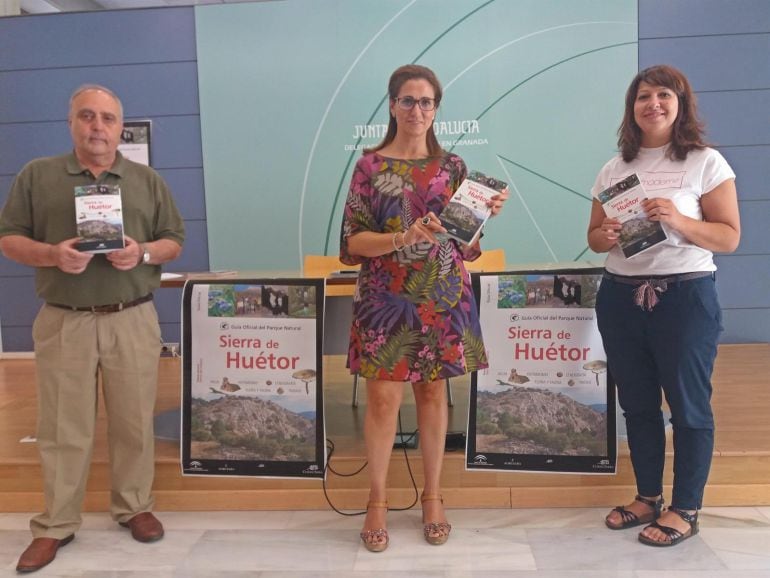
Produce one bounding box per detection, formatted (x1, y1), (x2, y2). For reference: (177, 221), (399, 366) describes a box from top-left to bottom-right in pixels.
(467, 268), (616, 474)
(118, 120), (152, 166)
(181, 278), (326, 478)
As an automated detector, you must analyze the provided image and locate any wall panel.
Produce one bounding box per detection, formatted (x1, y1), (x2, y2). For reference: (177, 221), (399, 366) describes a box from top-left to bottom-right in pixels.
(640, 0), (769, 343)
(721, 309), (770, 343)
(639, 34), (770, 91)
(0, 276), (37, 327)
(158, 169), (207, 220)
(715, 255), (770, 310)
(0, 327), (36, 352)
(0, 254), (29, 277)
(0, 8), (196, 69)
(0, 7), (206, 352)
(698, 91), (770, 147)
(639, 0), (770, 37)
(719, 146), (770, 202)
(0, 62), (200, 123)
(736, 200), (770, 255)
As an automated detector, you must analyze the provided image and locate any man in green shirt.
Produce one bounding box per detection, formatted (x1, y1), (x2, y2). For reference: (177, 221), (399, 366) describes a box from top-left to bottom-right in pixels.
(0, 84), (185, 573)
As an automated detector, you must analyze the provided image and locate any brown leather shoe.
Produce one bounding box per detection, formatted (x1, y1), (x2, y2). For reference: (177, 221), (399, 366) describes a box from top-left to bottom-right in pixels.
(119, 512), (164, 543)
(16, 535), (74, 573)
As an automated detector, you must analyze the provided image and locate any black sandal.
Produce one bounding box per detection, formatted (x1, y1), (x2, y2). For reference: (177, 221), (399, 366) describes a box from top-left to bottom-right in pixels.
(605, 495), (664, 530)
(638, 507), (699, 547)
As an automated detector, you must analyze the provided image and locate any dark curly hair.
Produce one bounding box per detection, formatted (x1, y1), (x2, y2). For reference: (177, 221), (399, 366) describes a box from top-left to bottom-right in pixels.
(618, 64), (709, 162)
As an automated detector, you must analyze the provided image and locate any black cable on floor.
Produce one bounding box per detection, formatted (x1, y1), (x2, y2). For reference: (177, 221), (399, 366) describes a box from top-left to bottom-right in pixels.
(322, 411), (419, 516)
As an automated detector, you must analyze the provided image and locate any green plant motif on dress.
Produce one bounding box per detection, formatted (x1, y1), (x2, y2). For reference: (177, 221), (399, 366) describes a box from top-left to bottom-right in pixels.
(373, 325), (421, 371)
(402, 259), (441, 303)
(461, 327), (487, 370)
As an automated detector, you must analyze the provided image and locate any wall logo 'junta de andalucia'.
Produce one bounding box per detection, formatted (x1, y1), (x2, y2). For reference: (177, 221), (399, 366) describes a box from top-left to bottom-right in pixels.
(352, 119), (481, 139)
(347, 119), (487, 150)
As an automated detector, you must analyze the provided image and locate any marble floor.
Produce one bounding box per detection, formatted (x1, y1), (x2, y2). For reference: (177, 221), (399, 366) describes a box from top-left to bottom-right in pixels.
(1, 506), (770, 577)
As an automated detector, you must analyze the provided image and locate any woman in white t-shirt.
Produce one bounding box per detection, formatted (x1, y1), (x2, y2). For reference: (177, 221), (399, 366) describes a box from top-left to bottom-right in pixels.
(587, 65), (740, 547)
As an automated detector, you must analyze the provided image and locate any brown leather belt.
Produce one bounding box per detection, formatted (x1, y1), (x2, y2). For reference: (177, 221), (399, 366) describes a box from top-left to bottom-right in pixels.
(47, 293), (153, 314)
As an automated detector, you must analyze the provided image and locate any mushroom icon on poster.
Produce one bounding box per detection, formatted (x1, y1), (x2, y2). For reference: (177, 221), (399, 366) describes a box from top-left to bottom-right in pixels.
(292, 369), (317, 395)
(583, 360), (608, 386)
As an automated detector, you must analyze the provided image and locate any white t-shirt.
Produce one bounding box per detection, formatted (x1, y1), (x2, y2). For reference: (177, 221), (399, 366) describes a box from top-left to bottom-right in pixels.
(591, 145), (735, 276)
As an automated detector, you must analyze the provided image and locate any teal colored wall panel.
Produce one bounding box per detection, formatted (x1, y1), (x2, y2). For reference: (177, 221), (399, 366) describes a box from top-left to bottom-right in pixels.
(196, 0), (638, 270)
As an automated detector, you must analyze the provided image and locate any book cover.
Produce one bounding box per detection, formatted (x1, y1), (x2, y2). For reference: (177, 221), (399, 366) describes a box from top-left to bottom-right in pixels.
(74, 184), (125, 253)
(438, 170), (507, 245)
(597, 173), (668, 258)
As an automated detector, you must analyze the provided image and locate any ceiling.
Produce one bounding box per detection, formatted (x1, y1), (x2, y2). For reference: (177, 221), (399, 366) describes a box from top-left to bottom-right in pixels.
(19, 0), (272, 14)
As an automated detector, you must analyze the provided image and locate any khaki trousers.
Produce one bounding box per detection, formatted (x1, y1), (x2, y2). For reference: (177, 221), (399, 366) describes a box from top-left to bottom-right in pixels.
(30, 301), (161, 538)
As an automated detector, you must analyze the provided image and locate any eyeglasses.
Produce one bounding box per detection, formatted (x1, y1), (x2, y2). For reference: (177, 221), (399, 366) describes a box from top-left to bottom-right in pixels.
(395, 96), (436, 111)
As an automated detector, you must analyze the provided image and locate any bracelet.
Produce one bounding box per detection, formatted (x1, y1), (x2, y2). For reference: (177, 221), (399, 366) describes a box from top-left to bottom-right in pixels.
(392, 231), (406, 252)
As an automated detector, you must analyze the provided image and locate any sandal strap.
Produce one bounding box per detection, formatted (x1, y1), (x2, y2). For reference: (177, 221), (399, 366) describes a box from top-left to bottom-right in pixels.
(635, 494), (664, 510)
(421, 494), (443, 503)
(646, 520), (684, 542)
(360, 528), (388, 539)
(423, 521), (451, 535)
(668, 507), (698, 526)
(608, 495), (664, 527)
(610, 505), (638, 523)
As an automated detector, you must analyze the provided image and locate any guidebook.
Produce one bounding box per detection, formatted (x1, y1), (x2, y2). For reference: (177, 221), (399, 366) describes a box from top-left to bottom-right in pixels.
(438, 170), (507, 245)
(597, 173), (667, 258)
(74, 184), (125, 252)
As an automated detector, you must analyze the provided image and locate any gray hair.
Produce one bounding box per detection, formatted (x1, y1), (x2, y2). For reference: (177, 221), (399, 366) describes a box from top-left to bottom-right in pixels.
(68, 84), (124, 120)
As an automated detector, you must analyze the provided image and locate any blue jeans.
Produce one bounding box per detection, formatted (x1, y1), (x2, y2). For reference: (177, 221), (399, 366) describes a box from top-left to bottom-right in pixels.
(596, 273), (722, 510)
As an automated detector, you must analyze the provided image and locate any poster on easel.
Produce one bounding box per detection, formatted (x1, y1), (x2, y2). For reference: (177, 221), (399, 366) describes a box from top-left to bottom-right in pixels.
(466, 268), (616, 474)
(181, 278), (325, 478)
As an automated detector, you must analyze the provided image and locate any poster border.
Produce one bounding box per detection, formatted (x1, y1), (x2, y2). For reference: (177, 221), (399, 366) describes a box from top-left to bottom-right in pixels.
(467, 267), (617, 475)
(180, 278), (326, 479)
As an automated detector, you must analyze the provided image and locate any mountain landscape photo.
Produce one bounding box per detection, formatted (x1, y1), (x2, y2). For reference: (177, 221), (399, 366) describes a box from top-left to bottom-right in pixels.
(190, 396), (316, 462)
(475, 385), (606, 455)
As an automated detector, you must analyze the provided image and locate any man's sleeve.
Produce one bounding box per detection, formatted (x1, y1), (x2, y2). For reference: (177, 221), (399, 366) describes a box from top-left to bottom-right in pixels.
(152, 172), (185, 246)
(0, 166), (34, 239)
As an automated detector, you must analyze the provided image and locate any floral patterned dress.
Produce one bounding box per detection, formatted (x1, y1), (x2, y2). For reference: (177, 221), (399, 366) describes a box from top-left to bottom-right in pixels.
(340, 151), (489, 384)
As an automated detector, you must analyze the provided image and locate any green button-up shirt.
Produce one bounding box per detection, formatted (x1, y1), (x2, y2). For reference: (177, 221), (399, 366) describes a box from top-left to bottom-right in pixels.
(0, 151), (185, 307)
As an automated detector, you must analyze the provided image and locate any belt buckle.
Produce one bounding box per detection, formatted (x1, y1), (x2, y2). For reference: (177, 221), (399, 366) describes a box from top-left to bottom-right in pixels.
(88, 296), (147, 314)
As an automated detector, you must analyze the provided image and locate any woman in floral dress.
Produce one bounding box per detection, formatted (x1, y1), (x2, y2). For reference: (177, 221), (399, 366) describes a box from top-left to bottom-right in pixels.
(340, 64), (507, 552)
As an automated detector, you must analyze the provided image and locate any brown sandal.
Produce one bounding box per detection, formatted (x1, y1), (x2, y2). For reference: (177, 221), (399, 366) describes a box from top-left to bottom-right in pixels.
(421, 494), (451, 546)
(605, 495), (664, 530)
(360, 501), (389, 553)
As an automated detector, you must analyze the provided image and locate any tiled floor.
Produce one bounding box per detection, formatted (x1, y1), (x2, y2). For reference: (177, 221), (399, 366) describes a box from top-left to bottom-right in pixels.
(2, 507), (770, 577)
